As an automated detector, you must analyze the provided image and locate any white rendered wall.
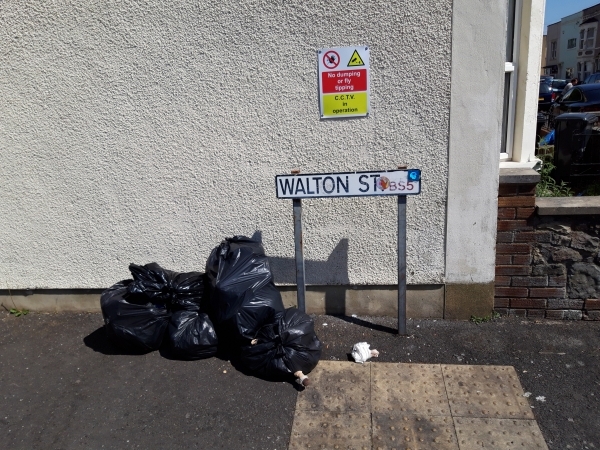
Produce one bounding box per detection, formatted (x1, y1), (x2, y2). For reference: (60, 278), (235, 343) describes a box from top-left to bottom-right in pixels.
(0, 1), (452, 289)
(445, 0), (507, 284)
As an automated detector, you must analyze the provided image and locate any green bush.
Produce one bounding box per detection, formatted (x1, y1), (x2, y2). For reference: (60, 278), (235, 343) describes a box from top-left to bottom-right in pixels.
(579, 180), (600, 196)
(535, 154), (573, 197)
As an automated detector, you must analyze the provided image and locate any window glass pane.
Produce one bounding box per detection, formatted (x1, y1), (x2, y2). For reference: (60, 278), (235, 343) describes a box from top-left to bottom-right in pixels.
(539, 84), (552, 94)
(501, 73), (511, 154)
(552, 80), (567, 89)
(506, 0), (516, 61)
(564, 89), (583, 102)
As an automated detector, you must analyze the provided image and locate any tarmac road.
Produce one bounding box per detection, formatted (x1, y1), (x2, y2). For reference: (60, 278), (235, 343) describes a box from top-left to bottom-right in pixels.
(0, 312), (599, 450)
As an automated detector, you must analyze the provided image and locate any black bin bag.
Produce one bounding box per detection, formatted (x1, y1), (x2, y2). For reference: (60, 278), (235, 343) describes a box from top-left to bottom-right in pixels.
(205, 236), (285, 345)
(100, 280), (171, 352)
(166, 310), (218, 360)
(239, 307), (322, 379)
(128, 262), (205, 311)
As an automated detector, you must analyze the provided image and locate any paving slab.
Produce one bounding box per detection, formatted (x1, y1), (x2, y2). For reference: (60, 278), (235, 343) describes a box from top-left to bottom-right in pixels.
(442, 365), (534, 419)
(453, 417), (547, 450)
(373, 413), (458, 450)
(372, 363), (449, 416)
(295, 361), (371, 413)
(289, 411), (371, 450)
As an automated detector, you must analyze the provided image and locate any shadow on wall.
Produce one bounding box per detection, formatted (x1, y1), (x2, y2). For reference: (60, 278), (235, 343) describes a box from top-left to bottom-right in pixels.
(250, 231), (350, 315)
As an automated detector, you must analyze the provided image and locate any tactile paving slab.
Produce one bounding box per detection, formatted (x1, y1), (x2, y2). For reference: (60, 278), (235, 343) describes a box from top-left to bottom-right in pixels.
(442, 365), (534, 419)
(289, 362), (547, 450)
(288, 411), (371, 450)
(296, 361), (371, 412)
(373, 414), (459, 450)
(372, 363), (450, 416)
(453, 417), (548, 450)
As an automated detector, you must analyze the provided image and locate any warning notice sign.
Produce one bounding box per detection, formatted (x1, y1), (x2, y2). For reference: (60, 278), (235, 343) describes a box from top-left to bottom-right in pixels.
(347, 50), (365, 67)
(321, 69), (367, 93)
(318, 46), (369, 119)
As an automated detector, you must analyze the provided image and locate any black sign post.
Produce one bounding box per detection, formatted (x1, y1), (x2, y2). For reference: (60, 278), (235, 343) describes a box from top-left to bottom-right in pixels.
(292, 198), (306, 313)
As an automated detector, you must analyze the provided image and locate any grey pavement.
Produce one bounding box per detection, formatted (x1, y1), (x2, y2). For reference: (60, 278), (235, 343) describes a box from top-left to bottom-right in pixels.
(0, 312), (599, 449)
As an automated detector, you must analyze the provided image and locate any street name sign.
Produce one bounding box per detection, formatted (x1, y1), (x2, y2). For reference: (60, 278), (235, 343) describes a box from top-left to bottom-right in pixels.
(276, 167), (421, 335)
(276, 169), (421, 199)
(318, 46), (370, 119)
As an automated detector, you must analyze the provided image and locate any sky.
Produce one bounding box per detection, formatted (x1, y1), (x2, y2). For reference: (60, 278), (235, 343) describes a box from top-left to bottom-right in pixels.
(544, 0), (600, 33)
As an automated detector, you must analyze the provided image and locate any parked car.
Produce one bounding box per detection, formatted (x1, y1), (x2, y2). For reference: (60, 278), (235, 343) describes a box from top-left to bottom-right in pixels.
(582, 72), (600, 85)
(550, 79), (568, 96)
(540, 75), (554, 84)
(549, 83), (600, 121)
(538, 82), (555, 111)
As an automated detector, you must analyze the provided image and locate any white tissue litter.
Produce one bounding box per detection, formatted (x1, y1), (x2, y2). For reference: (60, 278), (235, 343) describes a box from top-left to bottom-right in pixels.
(351, 342), (379, 363)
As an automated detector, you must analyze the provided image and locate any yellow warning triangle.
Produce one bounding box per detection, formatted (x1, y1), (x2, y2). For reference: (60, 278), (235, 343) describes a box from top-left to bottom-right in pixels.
(347, 50), (365, 67)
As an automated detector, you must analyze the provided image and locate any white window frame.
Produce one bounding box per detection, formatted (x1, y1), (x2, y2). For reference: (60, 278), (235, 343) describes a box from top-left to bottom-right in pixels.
(500, 0), (544, 168)
(501, 0), (522, 161)
(586, 27), (596, 49)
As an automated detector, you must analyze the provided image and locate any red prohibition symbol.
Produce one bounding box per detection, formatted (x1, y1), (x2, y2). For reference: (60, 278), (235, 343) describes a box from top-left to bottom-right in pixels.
(322, 50), (340, 69)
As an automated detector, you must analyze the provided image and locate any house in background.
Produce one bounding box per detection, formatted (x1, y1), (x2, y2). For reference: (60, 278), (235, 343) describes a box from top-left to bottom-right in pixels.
(541, 35), (547, 75)
(544, 22), (560, 76)
(548, 2), (600, 81)
(559, 12), (583, 79)
(579, 4), (600, 80)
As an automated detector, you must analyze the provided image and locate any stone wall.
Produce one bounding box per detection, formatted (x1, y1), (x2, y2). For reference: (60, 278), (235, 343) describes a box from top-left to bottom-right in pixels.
(531, 217), (600, 319)
(494, 168), (600, 320)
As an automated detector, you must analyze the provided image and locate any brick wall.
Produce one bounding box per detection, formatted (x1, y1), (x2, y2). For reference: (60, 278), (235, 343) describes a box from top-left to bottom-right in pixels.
(494, 181), (540, 317)
(494, 172), (600, 320)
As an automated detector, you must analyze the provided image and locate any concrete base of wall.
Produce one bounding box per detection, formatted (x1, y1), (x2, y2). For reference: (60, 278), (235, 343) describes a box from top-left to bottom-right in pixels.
(0, 290), (103, 313)
(1, 285), (446, 318)
(444, 282), (495, 319)
(280, 285), (445, 318)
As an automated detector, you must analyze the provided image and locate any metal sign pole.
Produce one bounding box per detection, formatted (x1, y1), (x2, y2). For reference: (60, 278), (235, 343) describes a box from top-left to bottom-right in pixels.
(293, 198), (306, 313)
(397, 188), (407, 335)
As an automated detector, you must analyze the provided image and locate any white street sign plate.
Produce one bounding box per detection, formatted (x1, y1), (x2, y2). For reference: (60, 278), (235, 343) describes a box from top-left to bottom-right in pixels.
(276, 170), (421, 199)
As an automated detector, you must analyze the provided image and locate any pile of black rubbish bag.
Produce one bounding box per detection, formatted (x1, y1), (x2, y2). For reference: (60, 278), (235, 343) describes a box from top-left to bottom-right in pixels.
(100, 236), (322, 386)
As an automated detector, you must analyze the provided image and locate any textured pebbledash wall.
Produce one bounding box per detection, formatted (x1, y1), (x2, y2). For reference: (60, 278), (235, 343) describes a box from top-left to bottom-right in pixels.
(0, 1), (451, 289)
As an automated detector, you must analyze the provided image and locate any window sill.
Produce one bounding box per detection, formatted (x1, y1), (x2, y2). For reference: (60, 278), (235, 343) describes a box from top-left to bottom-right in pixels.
(498, 167), (541, 184)
(499, 158), (541, 170)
